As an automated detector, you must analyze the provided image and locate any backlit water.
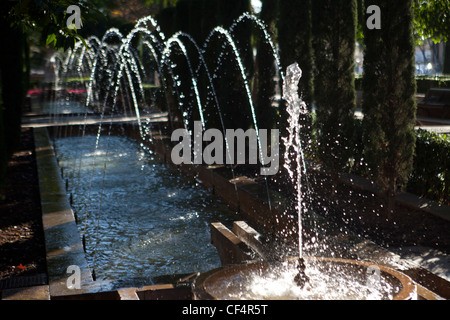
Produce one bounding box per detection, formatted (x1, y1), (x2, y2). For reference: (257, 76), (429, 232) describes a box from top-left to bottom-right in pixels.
(54, 134), (240, 282)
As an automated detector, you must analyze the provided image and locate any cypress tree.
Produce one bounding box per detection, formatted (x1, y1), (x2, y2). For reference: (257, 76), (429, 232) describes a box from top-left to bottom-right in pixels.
(362, 0), (417, 215)
(277, 0), (315, 164)
(255, 0), (278, 131)
(0, 72), (5, 195)
(0, 0), (29, 195)
(188, 0), (204, 43)
(277, 0), (314, 108)
(217, 0), (251, 29)
(156, 6), (176, 38)
(216, 0), (253, 131)
(312, 0), (357, 175)
(201, 0), (219, 42)
(174, 0), (190, 33)
(443, 42), (450, 75)
(198, 0), (221, 131)
(0, 2), (26, 178)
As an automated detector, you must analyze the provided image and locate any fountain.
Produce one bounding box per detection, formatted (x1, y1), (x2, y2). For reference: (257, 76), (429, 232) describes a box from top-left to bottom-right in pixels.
(193, 257), (417, 300)
(191, 63), (417, 300)
(43, 11), (420, 300)
(281, 63), (310, 288)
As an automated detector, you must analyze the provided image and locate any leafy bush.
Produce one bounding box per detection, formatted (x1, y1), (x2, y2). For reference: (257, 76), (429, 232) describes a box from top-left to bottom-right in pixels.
(355, 76), (450, 95)
(416, 76), (450, 94)
(408, 129), (450, 204)
(340, 122), (449, 205)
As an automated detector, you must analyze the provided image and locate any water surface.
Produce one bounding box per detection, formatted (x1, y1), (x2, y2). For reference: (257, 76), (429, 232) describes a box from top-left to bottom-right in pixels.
(54, 134), (240, 282)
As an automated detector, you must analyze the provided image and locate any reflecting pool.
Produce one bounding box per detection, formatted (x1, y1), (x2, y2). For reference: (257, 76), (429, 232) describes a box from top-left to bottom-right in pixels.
(54, 134), (240, 282)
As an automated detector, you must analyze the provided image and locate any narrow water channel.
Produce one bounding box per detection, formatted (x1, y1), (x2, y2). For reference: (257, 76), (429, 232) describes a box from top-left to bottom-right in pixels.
(54, 134), (240, 282)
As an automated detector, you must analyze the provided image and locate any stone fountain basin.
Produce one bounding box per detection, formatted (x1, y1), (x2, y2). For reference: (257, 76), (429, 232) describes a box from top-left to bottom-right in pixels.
(193, 257), (417, 300)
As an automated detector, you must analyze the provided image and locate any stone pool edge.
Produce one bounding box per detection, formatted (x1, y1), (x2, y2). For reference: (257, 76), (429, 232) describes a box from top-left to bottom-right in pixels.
(33, 127), (196, 300)
(34, 127), (97, 298)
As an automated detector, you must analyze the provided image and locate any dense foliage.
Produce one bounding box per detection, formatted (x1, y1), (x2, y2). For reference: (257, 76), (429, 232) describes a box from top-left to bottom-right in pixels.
(362, 0), (417, 212)
(312, 0), (357, 175)
(408, 129), (450, 205)
(277, 0), (314, 108)
(349, 121), (449, 205)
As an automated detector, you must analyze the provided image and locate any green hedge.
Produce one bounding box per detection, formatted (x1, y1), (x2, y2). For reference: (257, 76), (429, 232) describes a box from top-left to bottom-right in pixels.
(355, 76), (450, 94)
(330, 120), (450, 205)
(416, 76), (450, 94)
(407, 129), (450, 205)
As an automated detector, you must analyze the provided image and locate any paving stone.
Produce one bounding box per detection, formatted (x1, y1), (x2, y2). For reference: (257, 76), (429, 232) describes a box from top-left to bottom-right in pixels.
(2, 285), (50, 300)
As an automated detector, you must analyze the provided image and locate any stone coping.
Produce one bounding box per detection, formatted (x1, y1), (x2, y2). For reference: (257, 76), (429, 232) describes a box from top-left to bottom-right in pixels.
(34, 127), (97, 297)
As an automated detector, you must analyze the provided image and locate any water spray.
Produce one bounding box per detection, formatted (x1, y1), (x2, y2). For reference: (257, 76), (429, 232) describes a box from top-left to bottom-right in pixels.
(281, 63), (310, 288)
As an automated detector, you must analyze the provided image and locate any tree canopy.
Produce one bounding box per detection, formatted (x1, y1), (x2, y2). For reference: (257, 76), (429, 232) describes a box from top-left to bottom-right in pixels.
(413, 0), (450, 44)
(2, 0), (102, 50)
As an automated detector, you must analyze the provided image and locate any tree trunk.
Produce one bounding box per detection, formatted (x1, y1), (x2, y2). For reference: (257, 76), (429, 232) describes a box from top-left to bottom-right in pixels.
(443, 41), (450, 75)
